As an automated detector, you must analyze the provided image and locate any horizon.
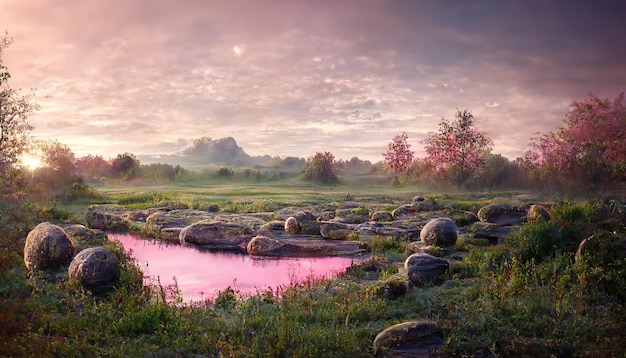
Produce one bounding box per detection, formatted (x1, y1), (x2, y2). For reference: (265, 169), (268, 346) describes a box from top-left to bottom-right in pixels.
(2, 0), (625, 163)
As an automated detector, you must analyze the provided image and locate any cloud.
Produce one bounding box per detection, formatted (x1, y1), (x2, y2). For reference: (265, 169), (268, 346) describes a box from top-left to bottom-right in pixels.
(1, 0), (624, 162)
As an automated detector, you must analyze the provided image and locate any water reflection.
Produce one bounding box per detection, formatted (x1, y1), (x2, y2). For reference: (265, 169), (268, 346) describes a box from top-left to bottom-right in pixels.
(109, 233), (368, 302)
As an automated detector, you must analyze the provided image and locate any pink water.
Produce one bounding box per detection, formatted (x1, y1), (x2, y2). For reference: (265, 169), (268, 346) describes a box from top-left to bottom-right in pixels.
(109, 233), (367, 302)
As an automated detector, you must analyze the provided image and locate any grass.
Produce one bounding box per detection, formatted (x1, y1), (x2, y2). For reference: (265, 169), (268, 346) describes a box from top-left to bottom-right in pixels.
(1, 179), (625, 356)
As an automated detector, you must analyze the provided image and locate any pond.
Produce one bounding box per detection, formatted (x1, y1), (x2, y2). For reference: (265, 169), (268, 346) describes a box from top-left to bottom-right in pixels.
(109, 233), (369, 302)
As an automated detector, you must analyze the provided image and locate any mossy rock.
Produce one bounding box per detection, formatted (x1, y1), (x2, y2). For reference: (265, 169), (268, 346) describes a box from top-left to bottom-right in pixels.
(373, 320), (444, 356)
(24, 222), (74, 271)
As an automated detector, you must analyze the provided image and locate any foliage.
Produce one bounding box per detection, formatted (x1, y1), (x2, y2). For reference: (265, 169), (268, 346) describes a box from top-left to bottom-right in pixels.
(111, 152), (140, 180)
(466, 153), (523, 189)
(0, 33), (35, 192)
(423, 109), (493, 186)
(28, 140), (80, 200)
(519, 92), (626, 192)
(302, 151), (339, 184)
(382, 132), (415, 174)
(75, 154), (112, 181)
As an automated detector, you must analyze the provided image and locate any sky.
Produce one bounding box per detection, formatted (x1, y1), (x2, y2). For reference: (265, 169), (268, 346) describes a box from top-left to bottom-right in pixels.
(1, 0), (625, 163)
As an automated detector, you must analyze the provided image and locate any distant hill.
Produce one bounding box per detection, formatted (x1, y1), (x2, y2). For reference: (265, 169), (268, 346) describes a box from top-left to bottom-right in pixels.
(137, 136), (306, 170)
(137, 136), (376, 175)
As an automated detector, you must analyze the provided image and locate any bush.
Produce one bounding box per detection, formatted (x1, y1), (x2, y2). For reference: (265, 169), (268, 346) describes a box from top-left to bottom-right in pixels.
(302, 152), (339, 184)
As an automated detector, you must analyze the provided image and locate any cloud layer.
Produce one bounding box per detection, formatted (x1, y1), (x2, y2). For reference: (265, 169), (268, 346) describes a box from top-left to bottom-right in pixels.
(2, 0), (625, 161)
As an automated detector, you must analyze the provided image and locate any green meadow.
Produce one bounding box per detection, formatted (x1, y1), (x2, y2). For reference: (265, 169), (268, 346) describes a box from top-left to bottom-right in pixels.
(1, 178), (625, 357)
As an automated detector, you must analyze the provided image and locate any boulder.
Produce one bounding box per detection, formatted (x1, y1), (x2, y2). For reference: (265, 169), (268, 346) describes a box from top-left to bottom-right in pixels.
(420, 218), (459, 247)
(404, 253), (449, 286)
(411, 200), (439, 212)
(68, 247), (120, 293)
(247, 235), (366, 257)
(370, 210), (394, 222)
(373, 320), (444, 356)
(261, 220), (287, 231)
(24, 222), (74, 271)
(527, 204), (550, 221)
(86, 205), (129, 231)
(145, 209), (216, 239)
(319, 221), (355, 240)
(293, 210), (321, 235)
(179, 221), (253, 251)
(392, 204), (414, 218)
(284, 217), (302, 234)
(477, 203), (510, 223)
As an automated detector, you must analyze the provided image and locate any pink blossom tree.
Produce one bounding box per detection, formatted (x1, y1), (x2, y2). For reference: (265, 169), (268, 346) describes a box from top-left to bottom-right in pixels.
(520, 92), (626, 190)
(383, 132), (415, 174)
(423, 109), (492, 186)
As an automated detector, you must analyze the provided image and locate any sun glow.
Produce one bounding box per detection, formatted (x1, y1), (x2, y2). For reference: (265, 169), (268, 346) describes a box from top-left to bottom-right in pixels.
(20, 155), (43, 170)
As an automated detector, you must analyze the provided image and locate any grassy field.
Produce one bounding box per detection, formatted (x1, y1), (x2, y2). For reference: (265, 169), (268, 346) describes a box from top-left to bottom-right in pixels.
(1, 178), (625, 356)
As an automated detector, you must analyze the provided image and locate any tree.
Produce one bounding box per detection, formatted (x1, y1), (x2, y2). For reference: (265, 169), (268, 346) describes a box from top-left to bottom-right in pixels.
(520, 92), (626, 191)
(111, 152), (140, 180)
(75, 154), (112, 181)
(29, 141), (79, 199)
(40, 140), (76, 176)
(303, 152), (338, 184)
(383, 132), (415, 174)
(0, 33), (35, 191)
(423, 109), (492, 186)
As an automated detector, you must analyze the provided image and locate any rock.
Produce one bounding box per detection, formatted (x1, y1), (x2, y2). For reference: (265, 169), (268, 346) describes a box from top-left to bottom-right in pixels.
(335, 207), (370, 224)
(68, 247), (120, 293)
(574, 233), (626, 263)
(24, 222), (74, 271)
(392, 204), (414, 218)
(63, 224), (107, 252)
(420, 218), (459, 247)
(477, 204), (510, 223)
(371, 275), (410, 300)
(404, 253), (449, 286)
(527, 204), (550, 221)
(472, 222), (519, 245)
(179, 221), (253, 251)
(373, 320), (444, 356)
(247, 235), (366, 257)
(284, 217), (302, 234)
(371, 211), (394, 222)
(145, 209), (216, 239)
(411, 196), (426, 203)
(412, 201), (438, 212)
(86, 205), (129, 231)
(261, 220), (287, 231)
(293, 210), (322, 235)
(319, 221), (355, 240)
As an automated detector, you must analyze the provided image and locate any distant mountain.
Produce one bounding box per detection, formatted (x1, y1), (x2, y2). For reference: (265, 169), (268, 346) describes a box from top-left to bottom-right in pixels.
(137, 136), (305, 170)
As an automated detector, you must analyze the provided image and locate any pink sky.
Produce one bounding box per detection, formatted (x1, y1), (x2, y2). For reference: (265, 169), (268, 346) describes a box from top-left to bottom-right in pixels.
(1, 0), (625, 162)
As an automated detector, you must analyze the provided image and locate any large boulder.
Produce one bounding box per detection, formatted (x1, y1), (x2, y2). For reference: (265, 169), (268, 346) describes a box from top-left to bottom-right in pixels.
(247, 235), (366, 257)
(68, 247), (120, 293)
(404, 253), (449, 286)
(420, 218), (458, 247)
(373, 320), (444, 356)
(179, 221), (253, 251)
(24, 222), (74, 271)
